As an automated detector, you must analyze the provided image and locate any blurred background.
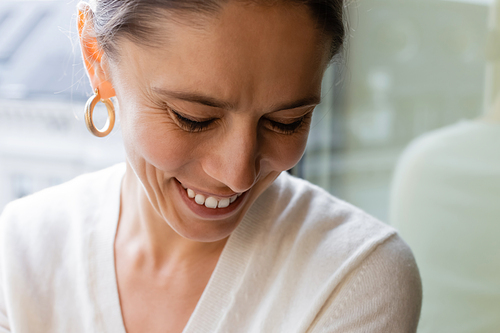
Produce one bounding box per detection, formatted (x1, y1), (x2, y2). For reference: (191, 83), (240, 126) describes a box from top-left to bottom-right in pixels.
(0, 0), (125, 208)
(0, 0), (498, 332)
(302, 0), (490, 221)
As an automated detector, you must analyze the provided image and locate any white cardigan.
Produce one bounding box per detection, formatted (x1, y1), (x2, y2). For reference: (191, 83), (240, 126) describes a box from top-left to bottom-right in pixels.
(0, 164), (421, 333)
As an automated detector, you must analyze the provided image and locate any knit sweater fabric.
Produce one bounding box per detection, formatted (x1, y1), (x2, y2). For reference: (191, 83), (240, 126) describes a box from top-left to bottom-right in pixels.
(0, 164), (421, 333)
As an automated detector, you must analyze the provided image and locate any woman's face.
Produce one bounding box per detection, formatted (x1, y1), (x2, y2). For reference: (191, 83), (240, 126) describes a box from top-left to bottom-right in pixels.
(107, 2), (329, 242)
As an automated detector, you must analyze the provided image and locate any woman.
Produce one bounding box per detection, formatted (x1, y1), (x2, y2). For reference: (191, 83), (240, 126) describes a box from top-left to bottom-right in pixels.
(0, 0), (422, 332)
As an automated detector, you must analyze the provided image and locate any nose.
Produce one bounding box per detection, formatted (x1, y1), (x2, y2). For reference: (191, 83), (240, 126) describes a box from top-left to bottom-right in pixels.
(202, 123), (261, 193)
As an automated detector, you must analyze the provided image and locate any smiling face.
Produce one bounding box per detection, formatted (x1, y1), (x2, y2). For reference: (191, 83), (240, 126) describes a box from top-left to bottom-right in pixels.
(101, 1), (330, 242)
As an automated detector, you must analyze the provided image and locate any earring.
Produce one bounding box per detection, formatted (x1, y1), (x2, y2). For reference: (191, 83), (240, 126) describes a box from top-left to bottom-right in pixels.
(84, 87), (115, 137)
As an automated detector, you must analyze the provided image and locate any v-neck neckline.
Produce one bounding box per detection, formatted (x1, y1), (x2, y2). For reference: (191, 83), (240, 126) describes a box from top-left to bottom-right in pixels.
(91, 163), (272, 333)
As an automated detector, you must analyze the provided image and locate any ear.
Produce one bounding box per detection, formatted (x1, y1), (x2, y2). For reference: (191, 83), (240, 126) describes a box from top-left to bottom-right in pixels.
(77, 2), (116, 99)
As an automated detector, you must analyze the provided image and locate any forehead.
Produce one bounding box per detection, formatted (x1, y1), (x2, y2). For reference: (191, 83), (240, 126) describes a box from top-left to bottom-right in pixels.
(112, 1), (329, 108)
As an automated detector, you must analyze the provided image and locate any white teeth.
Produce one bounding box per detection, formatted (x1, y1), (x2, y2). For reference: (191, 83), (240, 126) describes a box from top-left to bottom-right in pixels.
(218, 198), (230, 208)
(205, 197), (218, 209)
(194, 194), (205, 205)
(186, 187), (241, 209)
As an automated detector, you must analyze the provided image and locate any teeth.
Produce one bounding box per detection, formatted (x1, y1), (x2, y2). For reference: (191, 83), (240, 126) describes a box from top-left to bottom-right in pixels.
(194, 194), (205, 205)
(185, 187), (241, 209)
(218, 198), (230, 208)
(205, 197), (218, 209)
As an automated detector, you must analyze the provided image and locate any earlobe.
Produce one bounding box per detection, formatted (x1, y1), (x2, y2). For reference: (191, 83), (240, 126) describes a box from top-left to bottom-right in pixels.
(77, 2), (116, 99)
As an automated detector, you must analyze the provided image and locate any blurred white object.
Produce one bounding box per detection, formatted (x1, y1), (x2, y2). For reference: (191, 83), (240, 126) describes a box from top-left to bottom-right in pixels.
(390, 120), (500, 333)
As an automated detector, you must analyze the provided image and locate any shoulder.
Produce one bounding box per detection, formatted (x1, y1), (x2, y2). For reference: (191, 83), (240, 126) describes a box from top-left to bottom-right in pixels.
(310, 233), (422, 333)
(1, 163), (125, 219)
(258, 172), (417, 286)
(0, 163), (125, 256)
(245, 173), (422, 331)
(264, 172), (398, 255)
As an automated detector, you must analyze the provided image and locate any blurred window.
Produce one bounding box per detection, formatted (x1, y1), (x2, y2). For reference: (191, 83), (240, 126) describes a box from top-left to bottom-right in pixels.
(11, 174), (32, 199)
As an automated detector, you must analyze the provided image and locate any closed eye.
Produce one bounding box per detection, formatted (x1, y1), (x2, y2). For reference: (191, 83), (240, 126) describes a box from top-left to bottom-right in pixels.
(171, 109), (215, 132)
(266, 111), (312, 135)
(268, 119), (304, 134)
(168, 106), (312, 134)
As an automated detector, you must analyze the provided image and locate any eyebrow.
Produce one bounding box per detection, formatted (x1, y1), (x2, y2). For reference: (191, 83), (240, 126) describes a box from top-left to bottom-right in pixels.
(272, 96), (322, 112)
(152, 88), (321, 112)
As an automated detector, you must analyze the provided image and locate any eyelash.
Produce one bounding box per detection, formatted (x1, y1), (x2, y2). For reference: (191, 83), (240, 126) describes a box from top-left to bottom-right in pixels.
(170, 109), (309, 135)
(267, 117), (308, 135)
(171, 110), (214, 133)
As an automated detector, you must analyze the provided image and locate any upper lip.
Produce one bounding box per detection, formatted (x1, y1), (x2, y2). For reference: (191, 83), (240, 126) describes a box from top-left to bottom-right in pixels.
(177, 179), (244, 199)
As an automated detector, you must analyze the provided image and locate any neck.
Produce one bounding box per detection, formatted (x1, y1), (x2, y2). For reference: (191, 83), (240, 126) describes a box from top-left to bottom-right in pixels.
(116, 163), (227, 267)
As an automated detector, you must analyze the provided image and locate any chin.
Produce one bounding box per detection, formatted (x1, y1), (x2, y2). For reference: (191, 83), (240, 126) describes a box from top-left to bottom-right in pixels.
(171, 217), (239, 243)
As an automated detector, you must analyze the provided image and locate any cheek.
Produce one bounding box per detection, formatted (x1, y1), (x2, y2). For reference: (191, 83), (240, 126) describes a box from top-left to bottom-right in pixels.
(264, 133), (309, 172)
(121, 108), (194, 172)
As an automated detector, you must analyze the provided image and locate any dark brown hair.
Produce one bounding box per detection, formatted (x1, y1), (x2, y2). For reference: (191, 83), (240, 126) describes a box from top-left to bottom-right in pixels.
(86, 0), (346, 63)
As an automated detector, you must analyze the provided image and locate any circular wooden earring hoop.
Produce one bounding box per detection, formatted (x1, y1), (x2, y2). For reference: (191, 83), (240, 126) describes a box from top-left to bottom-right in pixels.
(84, 88), (115, 137)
